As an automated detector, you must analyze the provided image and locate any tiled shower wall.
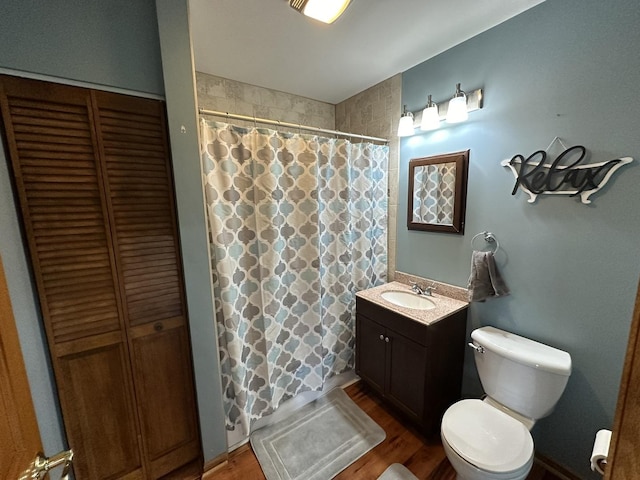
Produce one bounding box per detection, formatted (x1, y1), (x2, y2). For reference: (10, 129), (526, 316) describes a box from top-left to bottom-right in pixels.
(195, 72), (335, 129)
(335, 75), (401, 280)
(195, 71), (401, 280)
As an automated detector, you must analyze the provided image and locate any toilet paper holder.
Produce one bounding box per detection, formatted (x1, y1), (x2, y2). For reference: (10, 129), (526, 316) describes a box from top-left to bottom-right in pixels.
(591, 429), (611, 476)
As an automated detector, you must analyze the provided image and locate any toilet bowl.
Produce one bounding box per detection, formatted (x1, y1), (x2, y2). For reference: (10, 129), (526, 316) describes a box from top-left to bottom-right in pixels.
(440, 326), (572, 480)
(441, 399), (534, 480)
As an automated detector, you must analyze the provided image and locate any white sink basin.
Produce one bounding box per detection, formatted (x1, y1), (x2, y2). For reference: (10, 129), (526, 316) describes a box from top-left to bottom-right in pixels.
(380, 290), (436, 310)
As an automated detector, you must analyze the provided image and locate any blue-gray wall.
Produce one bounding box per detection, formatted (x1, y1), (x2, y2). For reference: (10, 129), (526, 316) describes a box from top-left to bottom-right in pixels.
(0, 0), (227, 464)
(155, 0), (227, 461)
(0, 0), (164, 96)
(399, 0), (640, 477)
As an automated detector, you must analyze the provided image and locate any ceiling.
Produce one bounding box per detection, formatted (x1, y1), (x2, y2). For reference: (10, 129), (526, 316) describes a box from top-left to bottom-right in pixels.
(190, 0), (545, 105)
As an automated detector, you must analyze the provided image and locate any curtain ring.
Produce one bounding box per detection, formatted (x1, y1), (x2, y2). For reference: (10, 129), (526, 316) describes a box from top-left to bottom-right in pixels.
(253, 115), (257, 128)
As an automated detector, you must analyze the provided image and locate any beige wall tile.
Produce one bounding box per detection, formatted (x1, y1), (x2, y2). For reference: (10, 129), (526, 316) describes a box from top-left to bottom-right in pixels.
(388, 168), (399, 208)
(196, 72), (334, 130)
(234, 99), (254, 117)
(335, 74), (401, 281)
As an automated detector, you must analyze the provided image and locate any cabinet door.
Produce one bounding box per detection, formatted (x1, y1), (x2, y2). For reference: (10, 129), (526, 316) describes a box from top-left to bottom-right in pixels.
(356, 315), (387, 394)
(386, 331), (428, 423)
(0, 76), (144, 479)
(93, 91), (200, 477)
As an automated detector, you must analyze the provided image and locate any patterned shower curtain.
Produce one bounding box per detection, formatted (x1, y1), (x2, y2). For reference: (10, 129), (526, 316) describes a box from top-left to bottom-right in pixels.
(200, 119), (388, 433)
(412, 163), (456, 225)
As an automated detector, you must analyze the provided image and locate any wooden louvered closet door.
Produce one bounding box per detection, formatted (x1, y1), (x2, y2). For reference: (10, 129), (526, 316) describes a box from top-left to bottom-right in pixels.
(92, 91), (200, 479)
(0, 75), (200, 479)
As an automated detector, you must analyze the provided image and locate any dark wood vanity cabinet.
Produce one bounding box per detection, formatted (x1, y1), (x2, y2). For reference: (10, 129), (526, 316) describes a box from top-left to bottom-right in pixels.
(356, 296), (467, 434)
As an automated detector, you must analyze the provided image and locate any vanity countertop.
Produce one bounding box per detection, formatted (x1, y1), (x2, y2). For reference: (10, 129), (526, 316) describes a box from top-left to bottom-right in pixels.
(356, 281), (469, 326)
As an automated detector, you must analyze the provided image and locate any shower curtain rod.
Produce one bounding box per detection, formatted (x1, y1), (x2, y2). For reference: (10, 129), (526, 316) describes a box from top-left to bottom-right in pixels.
(198, 107), (389, 144)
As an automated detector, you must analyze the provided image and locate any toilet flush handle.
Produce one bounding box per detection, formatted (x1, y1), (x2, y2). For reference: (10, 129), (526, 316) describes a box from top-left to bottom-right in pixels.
(468, 342), (485, 354)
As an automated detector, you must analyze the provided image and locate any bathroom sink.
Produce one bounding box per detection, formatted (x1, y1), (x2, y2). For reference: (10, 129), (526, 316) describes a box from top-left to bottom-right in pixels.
(380, 290), (436, 310)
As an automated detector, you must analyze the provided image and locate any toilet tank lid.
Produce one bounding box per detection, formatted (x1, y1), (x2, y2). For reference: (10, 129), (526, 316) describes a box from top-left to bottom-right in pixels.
(472, 326), (572, 376)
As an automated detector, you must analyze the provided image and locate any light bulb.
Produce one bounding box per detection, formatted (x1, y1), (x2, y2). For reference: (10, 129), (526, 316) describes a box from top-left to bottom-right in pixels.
(420, 95), (440, 131)
(302, 0), (351, 24)
(446, 83), (468, 123)
(398, 106), (415, 137)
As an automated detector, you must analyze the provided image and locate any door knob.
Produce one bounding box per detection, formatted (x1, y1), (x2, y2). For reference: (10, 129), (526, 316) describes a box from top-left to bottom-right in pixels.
(19, 450), (74, 480)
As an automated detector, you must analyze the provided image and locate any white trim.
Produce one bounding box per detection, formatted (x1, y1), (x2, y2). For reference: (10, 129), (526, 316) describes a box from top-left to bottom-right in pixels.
(0, 67), (165, 101)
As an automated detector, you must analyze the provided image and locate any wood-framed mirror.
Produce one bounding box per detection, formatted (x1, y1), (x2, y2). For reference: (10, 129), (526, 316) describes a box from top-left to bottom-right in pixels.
(407, 150), (469, 234)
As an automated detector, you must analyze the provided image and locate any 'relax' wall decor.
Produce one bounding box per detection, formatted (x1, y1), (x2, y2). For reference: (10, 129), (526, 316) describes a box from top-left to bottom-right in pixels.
(501, 137), (633, 204)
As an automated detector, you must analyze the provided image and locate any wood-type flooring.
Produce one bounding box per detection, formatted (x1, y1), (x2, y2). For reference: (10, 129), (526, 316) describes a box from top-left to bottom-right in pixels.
(205, 381), (567, 480)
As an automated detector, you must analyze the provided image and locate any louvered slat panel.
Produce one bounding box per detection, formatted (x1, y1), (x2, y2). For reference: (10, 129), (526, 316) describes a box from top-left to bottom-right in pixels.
(118, 236), (176, 246)
(95, 94), (185, 328)
(121, 251), (178, 267)
(6, 99), (121, 343)
(125, 285), (180, 303)
(35, 233), (105, 250)
(108, 167), (169, 178)
(20, 159), (96, 169)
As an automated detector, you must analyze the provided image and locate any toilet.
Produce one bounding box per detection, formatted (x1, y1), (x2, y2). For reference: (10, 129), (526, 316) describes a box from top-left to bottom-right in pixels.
(441, 326), (572, 480)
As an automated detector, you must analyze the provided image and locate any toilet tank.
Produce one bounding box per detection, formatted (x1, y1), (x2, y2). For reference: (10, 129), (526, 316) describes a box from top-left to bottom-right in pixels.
(471, 326), (572, 420)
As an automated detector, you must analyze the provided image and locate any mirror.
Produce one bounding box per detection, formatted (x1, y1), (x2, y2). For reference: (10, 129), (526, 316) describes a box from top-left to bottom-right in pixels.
(407, 150), (469, 234)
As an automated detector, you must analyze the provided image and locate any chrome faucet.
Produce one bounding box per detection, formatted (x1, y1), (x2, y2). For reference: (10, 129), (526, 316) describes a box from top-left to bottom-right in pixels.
(411, 281), (437, 296)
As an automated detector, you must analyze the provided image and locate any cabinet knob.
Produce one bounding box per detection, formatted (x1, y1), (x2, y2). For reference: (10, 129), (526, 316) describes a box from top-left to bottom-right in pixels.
(385, 336), (390, 343)
(379, 334), (384, 341)
(154, 322), (164, 332)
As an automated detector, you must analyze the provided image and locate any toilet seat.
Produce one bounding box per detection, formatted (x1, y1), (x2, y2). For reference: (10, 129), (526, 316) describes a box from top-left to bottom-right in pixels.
(441, 399), (534, 474)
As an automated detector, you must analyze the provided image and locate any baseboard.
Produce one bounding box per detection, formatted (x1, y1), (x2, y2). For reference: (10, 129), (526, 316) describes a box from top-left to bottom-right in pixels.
(201, 452), (229, 479)
(340, 375), (361, 389)
(227, 435), (250, 453)
(535, 453), (582, 480)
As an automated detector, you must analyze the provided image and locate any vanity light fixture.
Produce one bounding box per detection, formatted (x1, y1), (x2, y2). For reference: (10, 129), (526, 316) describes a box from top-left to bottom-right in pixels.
(397, 85), (483, 137)
(445, 83), (469, 123)
(420, 95), (440, 131)
(289, 0), (352, 24)
(397, 105), (415, 137)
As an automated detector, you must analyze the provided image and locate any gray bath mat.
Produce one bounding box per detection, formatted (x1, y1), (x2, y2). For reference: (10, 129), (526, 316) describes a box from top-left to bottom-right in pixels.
(377, 463), (419, 480)
(250, 388), (386, 480)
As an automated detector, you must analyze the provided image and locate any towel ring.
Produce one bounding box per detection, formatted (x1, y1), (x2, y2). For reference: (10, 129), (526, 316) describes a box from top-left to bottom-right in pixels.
(471, 231), (500, 253)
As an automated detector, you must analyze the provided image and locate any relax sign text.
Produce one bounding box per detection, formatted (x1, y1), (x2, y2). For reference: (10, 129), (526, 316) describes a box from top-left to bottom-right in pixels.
(501, 145), (632, 204)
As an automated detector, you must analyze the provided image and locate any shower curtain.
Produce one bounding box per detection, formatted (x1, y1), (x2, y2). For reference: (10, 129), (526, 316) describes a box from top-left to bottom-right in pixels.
(200, 119), (388, 433)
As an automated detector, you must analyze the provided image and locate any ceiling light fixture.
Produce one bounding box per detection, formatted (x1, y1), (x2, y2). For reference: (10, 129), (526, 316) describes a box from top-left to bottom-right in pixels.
(446, 83), (469, 123)
(420, 95), (440, 131)
(289, 0), (352, 24)
(397, 105), (415, 137)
